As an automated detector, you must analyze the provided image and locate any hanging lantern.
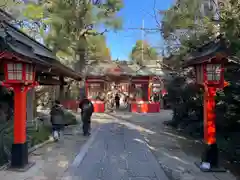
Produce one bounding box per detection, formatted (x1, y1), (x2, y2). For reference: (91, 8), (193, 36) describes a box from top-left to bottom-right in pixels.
(3, 61), (36, 84)
(194, 59), (224, 87)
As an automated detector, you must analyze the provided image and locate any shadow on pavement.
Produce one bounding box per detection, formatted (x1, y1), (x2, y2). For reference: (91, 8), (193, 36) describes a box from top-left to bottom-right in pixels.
(105, 111), (238, 180)
(62, 121), (169, 180)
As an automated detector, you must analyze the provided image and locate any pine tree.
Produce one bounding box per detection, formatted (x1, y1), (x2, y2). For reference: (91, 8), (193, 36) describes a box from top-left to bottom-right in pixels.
(22, 0), (123, 69)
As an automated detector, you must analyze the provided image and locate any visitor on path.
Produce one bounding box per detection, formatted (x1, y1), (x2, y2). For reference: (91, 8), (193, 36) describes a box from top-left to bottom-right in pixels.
(115, 93), (120, 109)
(79, 96), (94, 136)
(50, 100), (65, 141)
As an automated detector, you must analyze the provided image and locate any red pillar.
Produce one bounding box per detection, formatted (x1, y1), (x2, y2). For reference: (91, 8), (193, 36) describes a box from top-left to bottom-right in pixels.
(11, 85), (29, 168)
(201, 86), (219, 169)
(204, 87), (217, 145)
(85, 80), (88, 98)
(148, 77), (151, 101)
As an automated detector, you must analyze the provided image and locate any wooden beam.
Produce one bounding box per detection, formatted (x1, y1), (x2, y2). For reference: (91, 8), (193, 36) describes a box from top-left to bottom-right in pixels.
(37, 75), (67, 85)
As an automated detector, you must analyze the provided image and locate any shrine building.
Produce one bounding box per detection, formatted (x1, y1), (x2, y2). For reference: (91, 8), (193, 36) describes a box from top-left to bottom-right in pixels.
(83, 59), (172, 113)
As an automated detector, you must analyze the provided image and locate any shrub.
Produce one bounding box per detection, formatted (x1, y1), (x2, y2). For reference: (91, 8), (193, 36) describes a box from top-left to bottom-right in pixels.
(166, 75), (203, 137)
(28, 126), (51, 147)
(0, 120), (13, 166)
(166, 64), (240, 164)
(63, 110), (77, 126)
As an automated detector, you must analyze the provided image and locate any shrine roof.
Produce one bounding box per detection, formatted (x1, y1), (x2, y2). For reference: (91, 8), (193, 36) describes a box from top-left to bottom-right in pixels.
(85, 60), (168, 77)
(85, 60), (133, 76)
(183, 35), (229, 67)
(84, 60), (117, 76)
(116, 63), (135, 75)
(0, 20), (81, 80)
(0, 9), (14, 22)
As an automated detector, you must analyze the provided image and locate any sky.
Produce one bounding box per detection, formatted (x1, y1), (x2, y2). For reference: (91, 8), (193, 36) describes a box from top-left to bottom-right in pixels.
(106, 0), (174, 60)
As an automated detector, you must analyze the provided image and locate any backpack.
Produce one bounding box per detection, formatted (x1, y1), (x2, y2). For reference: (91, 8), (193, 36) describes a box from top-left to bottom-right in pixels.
(82, 101), (93, 112)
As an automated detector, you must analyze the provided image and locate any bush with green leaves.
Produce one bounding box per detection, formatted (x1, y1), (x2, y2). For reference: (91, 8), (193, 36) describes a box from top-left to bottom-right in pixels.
(63, 110), (77, 126)
(165, 75), (204, 137)
(27, 125), (51, 148)
(0, 119), (52, 166)
(166, 65), (240, 163)
(0, 120), (13, 166)
(215, 65), (240, 162)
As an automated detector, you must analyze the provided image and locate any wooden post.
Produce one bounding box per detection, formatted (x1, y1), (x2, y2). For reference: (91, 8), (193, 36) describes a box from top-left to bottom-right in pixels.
(205, 87), (217, 145)
(201, 85), (219, 169)
(148, 77), (151, 101)
(85, 79), (88, 98)
(11, 85), (28, 168)
(59, 76), (64, 101)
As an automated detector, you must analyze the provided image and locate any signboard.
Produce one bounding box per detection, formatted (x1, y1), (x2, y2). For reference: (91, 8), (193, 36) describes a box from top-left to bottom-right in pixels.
(153, 87), (161, 93)
(90, 83), (101, 87)
(87, 79), (104, 82)
(152, 83), (161, 87)
(135, 84), (142, 88)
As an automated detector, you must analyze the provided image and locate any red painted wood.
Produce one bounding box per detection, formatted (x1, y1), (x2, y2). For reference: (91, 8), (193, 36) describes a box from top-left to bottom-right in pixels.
(3, 61), (36, 84)
(92, 101), (105, 113)
(148, 103), (160, 113)
(131, 102), (160, 113)
(131, 102), (138, 113)
(61, 100), (79, 111)
(204, 86), (217, 145)
(13, 85), (28, 144)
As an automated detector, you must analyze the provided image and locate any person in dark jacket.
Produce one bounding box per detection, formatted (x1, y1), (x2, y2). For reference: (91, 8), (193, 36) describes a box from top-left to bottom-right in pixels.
(79, 96), (94, 136)
(115, 93), (120, 109)
(50, 100), (65, 140)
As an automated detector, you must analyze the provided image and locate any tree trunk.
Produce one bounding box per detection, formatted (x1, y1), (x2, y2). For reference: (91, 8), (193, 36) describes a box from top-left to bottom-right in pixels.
(75, 48), (87, 73)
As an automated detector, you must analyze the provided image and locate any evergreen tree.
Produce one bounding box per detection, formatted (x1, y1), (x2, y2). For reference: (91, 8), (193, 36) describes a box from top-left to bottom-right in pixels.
(22, 0), (123, 69)
(130, 40), (159, 65)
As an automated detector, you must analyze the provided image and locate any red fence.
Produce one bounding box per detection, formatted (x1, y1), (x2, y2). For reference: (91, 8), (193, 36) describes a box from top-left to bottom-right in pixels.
(91, 101), (105, 113)
(61, 100), (79, 111)
(61, 100), (160, 113)
(61, 100), (105, 113)
(131, 102), (160, 113)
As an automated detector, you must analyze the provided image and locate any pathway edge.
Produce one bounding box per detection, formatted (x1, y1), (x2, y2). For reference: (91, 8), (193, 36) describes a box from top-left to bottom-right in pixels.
(70, 125), (100, 168)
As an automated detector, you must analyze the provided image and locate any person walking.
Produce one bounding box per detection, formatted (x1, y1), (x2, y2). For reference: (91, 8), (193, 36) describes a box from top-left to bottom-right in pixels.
(115, 93), (120, 109)
(50, 100), (65, 141)
(79, 96), (94, 136)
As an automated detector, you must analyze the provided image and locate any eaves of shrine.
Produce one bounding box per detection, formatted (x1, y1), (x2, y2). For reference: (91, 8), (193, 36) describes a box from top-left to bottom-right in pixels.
(0, 20), (81, 81)
(182, 35), (229, 68)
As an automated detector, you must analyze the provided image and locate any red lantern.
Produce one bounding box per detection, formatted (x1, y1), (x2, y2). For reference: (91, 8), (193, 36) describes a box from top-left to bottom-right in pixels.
(194, 60), (224, 88)
(190, 57), (226, 171)
(3, 61), (36, 84)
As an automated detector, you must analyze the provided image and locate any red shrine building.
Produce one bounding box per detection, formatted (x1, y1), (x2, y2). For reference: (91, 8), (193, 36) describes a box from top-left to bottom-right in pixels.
(83, 59), (171, 113)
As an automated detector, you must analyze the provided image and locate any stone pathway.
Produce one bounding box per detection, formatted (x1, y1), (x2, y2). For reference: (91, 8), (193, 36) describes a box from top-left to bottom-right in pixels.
(1, 111), (236, 180)
(62, 122), (169, 180)
(106, 111), (238, 180)
(0, 117), (99, 180)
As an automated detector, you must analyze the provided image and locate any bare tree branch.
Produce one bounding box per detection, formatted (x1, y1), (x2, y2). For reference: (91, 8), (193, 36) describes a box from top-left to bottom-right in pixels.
(153, 0), (161, 30)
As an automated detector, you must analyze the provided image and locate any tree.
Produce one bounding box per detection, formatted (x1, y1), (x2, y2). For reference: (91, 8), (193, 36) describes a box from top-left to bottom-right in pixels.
(87, 35), (112, 61)
(0, 0), (23, 17)
(161, 0), (240, 163)
(161, 0), (217, 58)
(22, 0), (123, 70)
(130, 40), (159, 65)
(161, 0), (240, 58)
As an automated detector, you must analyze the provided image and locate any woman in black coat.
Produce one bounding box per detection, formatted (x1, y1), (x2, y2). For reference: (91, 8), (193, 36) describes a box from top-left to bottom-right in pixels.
(79, 96), (94, 136)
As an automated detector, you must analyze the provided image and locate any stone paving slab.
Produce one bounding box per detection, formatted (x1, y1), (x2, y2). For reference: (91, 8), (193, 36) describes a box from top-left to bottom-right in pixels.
(106, 111), (238, 180)
(62, 122), (169, 180)
(0, 121), (99, 180)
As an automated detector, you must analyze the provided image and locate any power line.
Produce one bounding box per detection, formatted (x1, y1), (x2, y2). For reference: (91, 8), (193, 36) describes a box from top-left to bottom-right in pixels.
(123, 27), (161, 31)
